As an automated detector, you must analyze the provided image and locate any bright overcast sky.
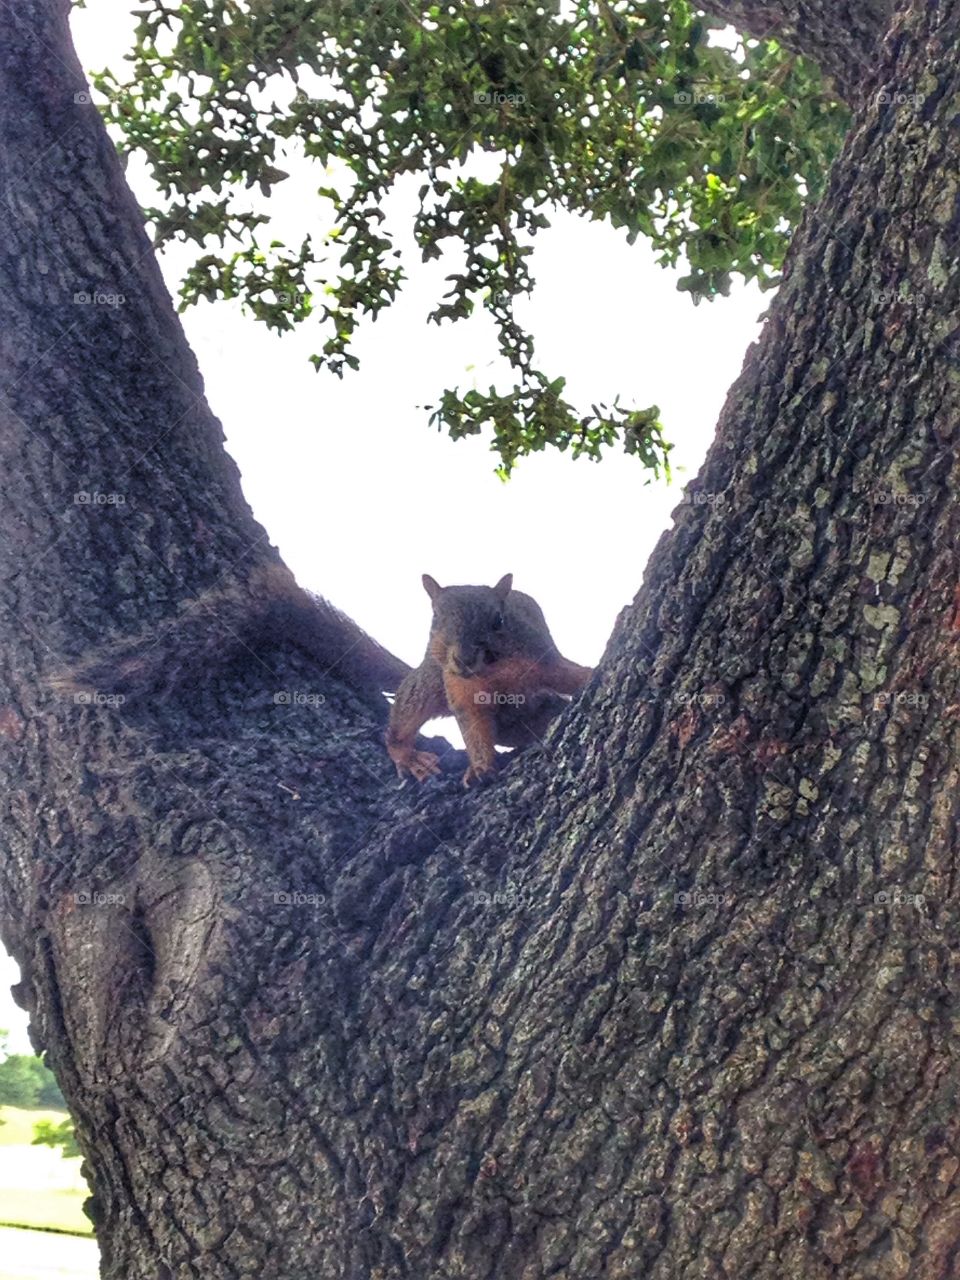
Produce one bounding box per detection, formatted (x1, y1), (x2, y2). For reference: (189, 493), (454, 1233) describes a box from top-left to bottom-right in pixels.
(1, 2), (766, 1051)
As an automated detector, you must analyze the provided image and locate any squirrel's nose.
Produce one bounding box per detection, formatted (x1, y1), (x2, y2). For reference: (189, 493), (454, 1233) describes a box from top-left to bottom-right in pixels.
(451, 647), (481, 676)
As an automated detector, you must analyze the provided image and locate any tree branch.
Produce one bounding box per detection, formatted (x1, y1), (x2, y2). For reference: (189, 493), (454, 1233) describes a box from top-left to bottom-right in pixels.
(4, 1), (960, 1276)
(699, 0), (894, 104)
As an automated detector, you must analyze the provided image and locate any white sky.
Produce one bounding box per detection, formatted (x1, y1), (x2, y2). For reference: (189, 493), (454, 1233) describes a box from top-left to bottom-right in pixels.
(0, 2), (765, 1052)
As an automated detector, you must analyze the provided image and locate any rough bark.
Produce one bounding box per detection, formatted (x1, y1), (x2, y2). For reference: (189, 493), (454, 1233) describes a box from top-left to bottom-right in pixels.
(2, 0), (960, 1278)
(698, 0), (893, 104)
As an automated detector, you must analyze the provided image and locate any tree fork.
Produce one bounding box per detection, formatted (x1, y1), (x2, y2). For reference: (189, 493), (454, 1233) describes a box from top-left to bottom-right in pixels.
(2, 1), (960, 1278)
(698, 0), (894, 105)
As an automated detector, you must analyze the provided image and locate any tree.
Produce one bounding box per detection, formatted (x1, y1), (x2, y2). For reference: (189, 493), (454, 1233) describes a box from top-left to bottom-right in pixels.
(0, 1033), (66, 1109)
(1, 1), (959, 1278)
(91, 0), (848, 475)
(0, 1052), (44, 1109)
(34, 1115), (81, 1158)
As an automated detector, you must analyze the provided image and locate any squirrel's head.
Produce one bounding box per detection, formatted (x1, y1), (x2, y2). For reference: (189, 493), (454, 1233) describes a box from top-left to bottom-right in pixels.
(423, 573), (513, 677)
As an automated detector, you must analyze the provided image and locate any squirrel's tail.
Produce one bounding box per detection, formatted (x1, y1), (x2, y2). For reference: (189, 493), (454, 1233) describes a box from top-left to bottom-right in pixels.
(47, 563), (410, 704)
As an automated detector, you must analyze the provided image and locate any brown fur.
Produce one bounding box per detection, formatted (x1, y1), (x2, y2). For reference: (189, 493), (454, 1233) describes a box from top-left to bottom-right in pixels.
(48, 562), (410, 707)
(386, 575), (592, 787)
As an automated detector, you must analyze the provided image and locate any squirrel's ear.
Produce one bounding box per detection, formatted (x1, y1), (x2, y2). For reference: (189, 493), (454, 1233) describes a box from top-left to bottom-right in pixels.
(422, 574), (442, 602)
(493, 573), (513, 603)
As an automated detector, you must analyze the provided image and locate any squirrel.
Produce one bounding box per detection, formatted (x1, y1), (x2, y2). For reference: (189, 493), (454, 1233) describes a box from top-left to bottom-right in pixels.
(386, 574), (593, 787)
(49, 564), (591, 787)
(47, 562), (411, 707)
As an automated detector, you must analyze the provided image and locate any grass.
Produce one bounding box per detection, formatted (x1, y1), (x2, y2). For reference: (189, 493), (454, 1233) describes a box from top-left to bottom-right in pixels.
(0, 1106), (93, 1236)
(0, 1105), (67, 1145)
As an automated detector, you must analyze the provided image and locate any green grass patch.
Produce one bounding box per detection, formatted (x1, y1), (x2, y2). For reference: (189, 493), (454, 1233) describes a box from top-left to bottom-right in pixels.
(0, 1187), (91, 1236)
(0, 1106), (92, 1237)
(0, 1105), (71, 1145)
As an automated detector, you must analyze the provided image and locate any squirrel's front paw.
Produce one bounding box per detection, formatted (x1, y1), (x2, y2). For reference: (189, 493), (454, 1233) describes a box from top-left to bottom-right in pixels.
(462, 759), (498, 788)
(396, 748), (441, 783)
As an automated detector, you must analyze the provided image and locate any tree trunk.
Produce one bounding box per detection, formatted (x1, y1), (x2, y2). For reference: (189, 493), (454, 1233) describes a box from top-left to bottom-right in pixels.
(698, 0), (892, 104)
(3, 1), (960, 1277)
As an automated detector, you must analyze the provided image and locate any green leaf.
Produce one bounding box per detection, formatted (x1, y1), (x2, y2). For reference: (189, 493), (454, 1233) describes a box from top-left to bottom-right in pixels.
(95, 0), (848, 475)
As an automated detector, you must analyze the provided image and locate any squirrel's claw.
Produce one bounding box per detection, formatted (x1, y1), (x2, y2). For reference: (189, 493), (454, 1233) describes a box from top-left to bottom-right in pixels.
(396, 749), (441, 783)
(462, 761), (498, 788)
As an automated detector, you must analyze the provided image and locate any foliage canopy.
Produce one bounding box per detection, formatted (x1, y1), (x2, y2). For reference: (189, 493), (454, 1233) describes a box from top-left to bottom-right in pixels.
(0, 1033), (66, 1109)
(93, 0), (848, 474)
(33, 1115), (81, 1158)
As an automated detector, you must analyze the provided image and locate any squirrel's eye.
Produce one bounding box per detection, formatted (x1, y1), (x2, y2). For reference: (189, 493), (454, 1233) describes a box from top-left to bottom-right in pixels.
(492, 613), (504, 631)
